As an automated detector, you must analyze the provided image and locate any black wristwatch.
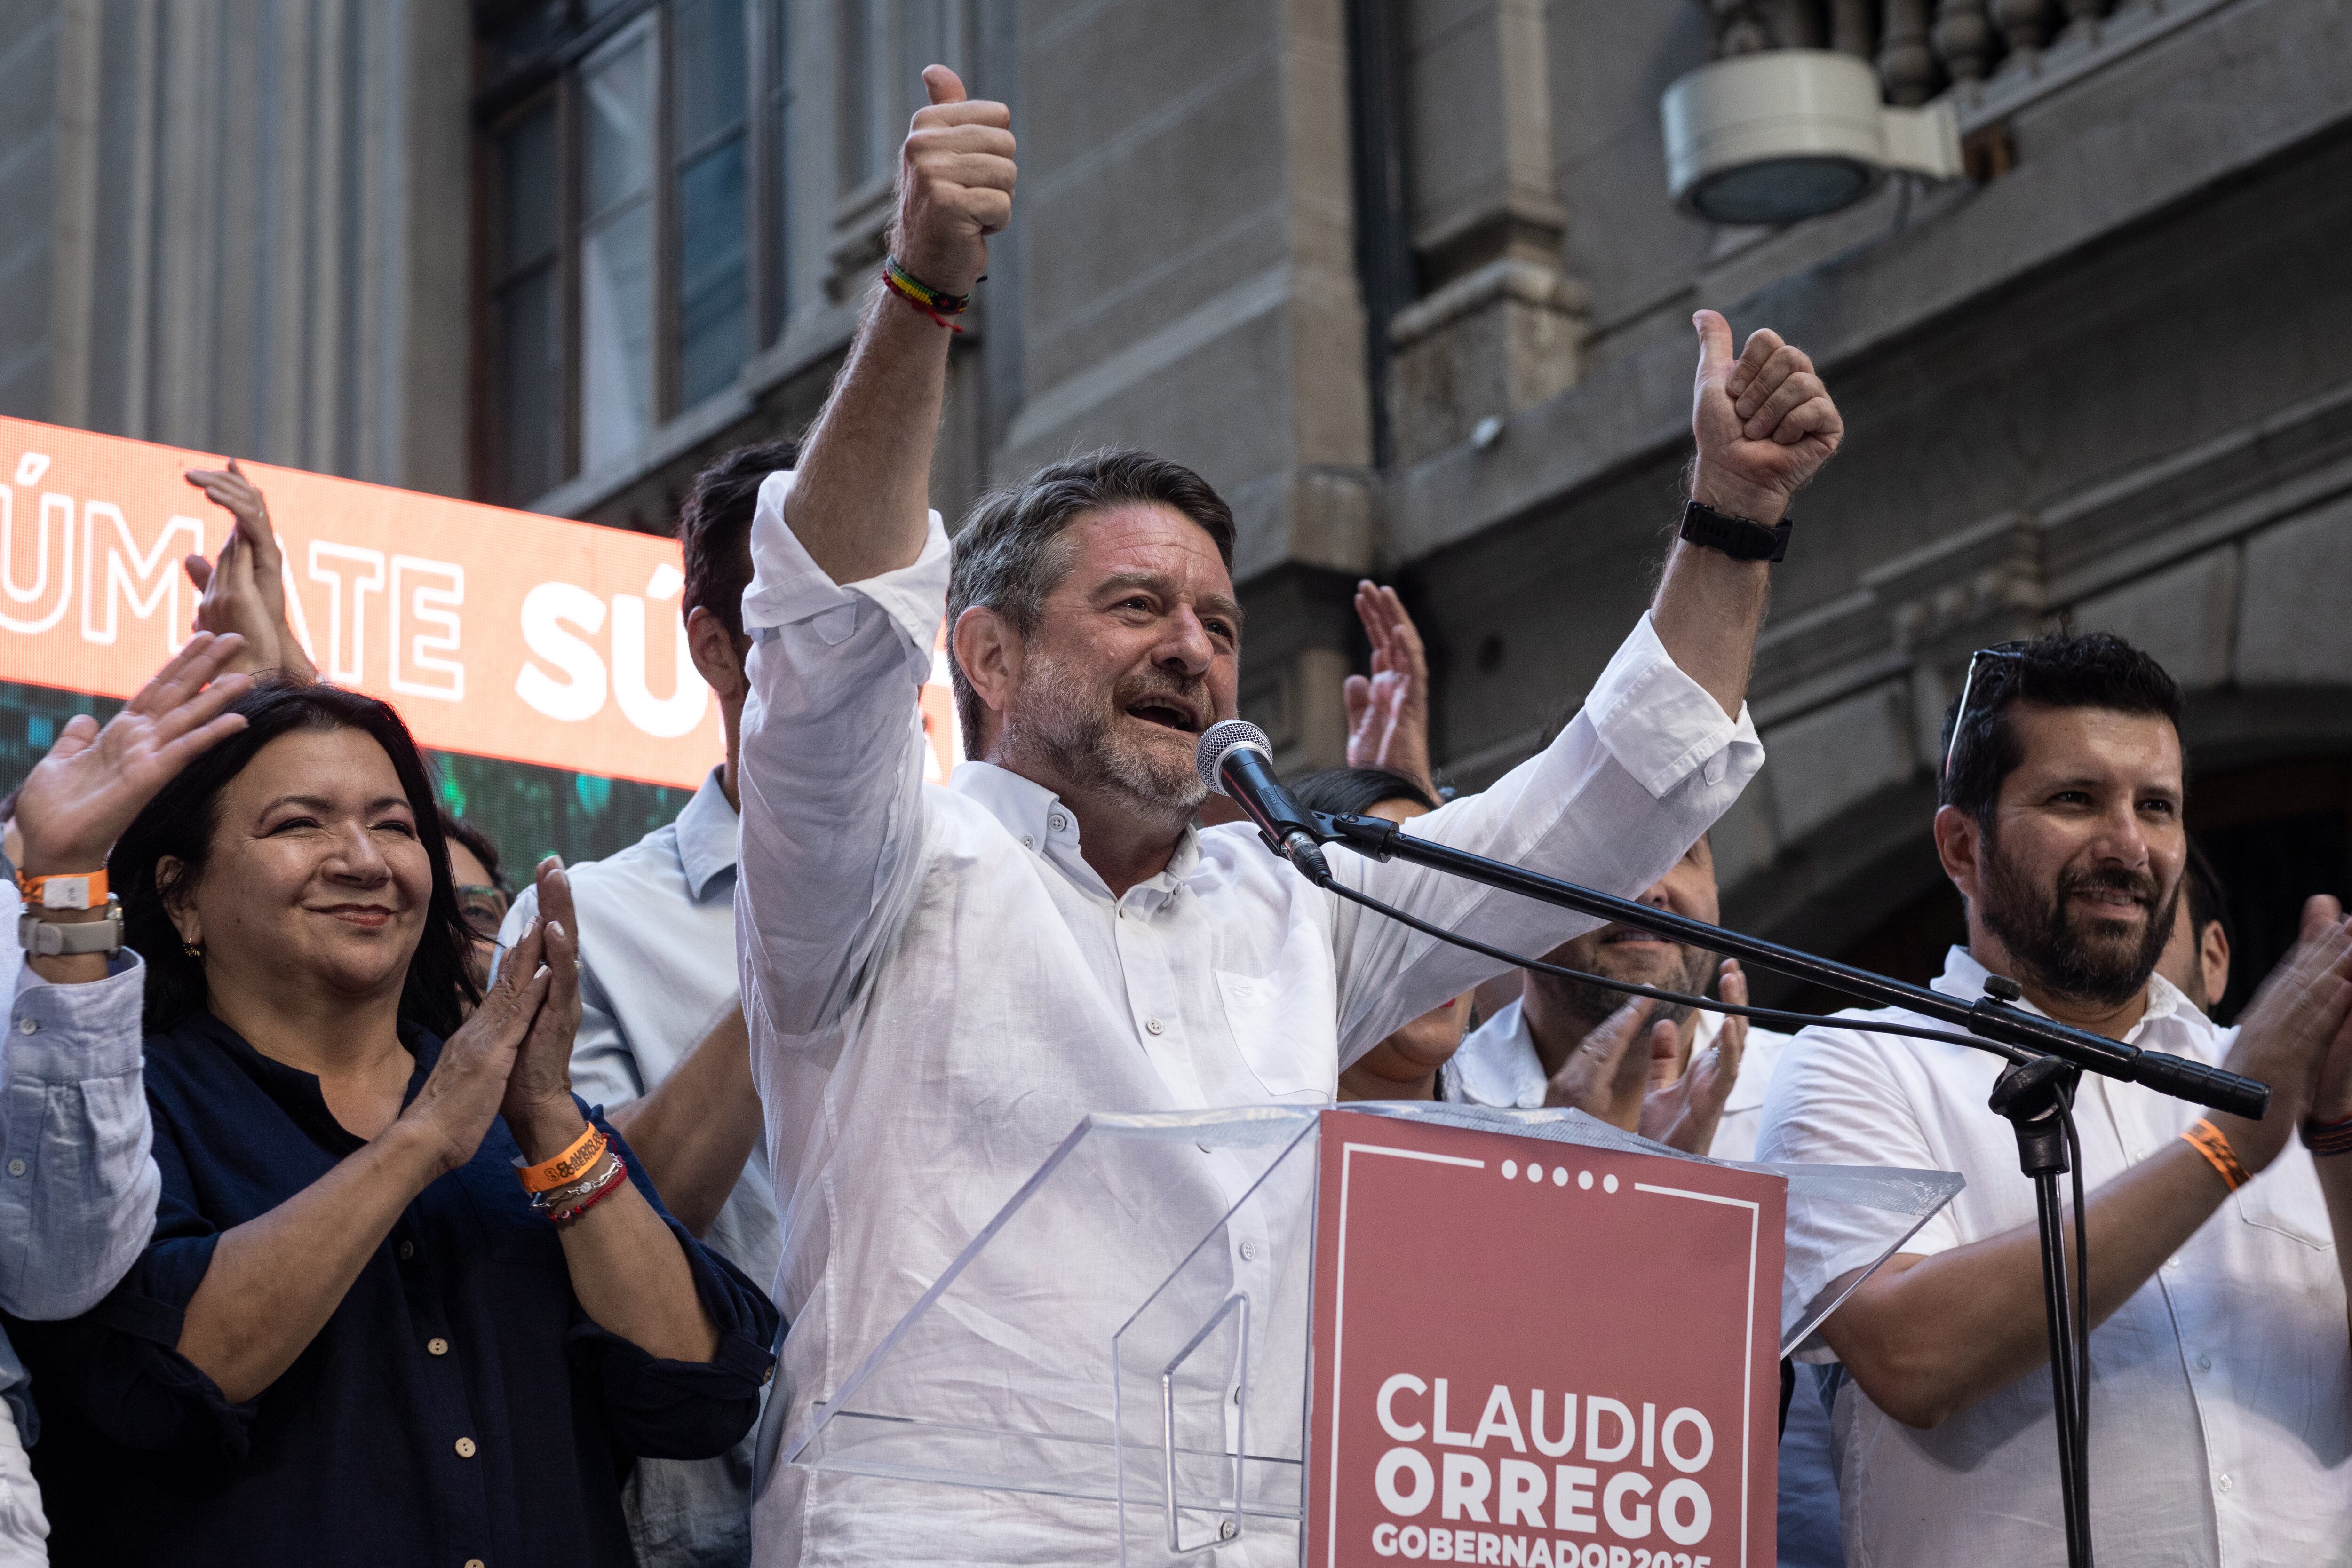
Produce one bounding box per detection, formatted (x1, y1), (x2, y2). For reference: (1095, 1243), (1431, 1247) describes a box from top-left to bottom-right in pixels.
(1678, 499), (1791, 563)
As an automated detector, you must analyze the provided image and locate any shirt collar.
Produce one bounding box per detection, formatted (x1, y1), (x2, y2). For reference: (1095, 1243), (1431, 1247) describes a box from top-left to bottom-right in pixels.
(952, 760), (1201, 906)
(1928, 943), (2204, 1053)
(675, 766), (741, 900)
(176, 1011), (441, 1153)
(1453, 998), (1550, 1109)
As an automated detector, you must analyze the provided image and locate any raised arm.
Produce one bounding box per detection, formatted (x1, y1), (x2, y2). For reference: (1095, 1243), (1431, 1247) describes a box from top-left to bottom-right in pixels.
(784, 64), (1013, 583)
(1652, 311), (1843, 718)
(0, 633), (252, 1318)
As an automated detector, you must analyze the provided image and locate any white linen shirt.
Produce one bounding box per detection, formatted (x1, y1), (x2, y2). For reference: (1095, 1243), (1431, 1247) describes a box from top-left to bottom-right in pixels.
(1445, 995), (1792, 1163)
(1757, 945), (2352, 1568)
(733, 471), (1764, 1566)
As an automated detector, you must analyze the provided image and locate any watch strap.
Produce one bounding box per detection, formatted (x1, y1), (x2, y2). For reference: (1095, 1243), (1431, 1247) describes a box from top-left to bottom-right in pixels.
(1679, 499), (1791, 563)
(18, 896), (124, 958)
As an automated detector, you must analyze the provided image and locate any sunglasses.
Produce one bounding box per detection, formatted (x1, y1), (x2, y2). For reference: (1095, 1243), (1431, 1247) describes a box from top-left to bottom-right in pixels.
(454, 883), (510, 942)
(1942, 642), (2029, 782)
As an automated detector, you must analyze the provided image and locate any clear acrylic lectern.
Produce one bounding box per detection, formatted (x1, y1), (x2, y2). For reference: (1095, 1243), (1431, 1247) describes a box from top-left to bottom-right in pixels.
(764, 1102), (1959, 1564)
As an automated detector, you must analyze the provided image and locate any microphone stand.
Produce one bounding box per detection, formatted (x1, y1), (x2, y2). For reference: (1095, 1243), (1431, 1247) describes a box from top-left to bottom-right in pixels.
(1299, 809), (2261, 1568)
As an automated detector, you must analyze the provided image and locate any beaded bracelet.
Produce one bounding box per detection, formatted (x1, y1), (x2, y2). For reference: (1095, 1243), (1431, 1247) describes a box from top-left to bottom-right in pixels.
(2302, 1115), (2352, 1159)
(882, 255), (969, 332)
(2182, 1118), (2251, 1191)
(550, 1155), (629, 1227)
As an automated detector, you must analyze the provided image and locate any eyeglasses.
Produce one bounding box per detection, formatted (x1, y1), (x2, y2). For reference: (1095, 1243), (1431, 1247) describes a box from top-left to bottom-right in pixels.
(1942, 642), (2029, 782)
(454, 883), (510, 942)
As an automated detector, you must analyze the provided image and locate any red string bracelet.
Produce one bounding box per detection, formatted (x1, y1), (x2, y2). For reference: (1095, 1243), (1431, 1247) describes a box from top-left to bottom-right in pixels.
(882, 255), (969, 332)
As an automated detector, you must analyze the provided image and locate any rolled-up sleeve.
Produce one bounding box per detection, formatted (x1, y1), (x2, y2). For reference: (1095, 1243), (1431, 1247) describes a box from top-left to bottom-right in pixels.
(1330, 610), (1764, 1059)
(566, 1117), (778, 1459)
(0, 956), (161, 1322)
(734, 468), (952, 1039)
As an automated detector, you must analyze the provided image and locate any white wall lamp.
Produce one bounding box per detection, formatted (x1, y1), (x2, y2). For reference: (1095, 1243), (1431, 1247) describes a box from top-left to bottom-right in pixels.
(1661, 49), (1964, 226)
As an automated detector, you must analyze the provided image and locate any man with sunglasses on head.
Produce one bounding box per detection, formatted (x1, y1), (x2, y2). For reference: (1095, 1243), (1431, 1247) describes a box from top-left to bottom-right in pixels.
(1756, 632), (2352, 1567)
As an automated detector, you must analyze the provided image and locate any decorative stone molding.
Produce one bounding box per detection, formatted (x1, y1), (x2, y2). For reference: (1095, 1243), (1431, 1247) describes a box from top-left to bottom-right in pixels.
(1384, 257), (1589, 466)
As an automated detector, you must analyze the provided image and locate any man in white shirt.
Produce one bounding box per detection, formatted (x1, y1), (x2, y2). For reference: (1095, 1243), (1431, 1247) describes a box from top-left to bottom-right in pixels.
(1756, 631), (2352, 1567)
(1438, 831), (1836, 1568)
(499, 441), (793, 1568)
(737, 64), (1845, 1564)
(1444, 831), (1787, 1161)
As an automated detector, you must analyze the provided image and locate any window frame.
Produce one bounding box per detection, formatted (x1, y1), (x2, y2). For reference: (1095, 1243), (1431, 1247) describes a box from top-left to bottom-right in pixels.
(471, 0), (790, 507)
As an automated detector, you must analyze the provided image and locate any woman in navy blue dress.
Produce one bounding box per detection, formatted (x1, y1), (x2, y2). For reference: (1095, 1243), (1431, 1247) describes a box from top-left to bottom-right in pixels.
(13, 681), (778, 1566)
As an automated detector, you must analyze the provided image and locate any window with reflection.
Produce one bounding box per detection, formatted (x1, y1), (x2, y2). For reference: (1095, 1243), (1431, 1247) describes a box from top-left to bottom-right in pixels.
(476, 0), (790, 506)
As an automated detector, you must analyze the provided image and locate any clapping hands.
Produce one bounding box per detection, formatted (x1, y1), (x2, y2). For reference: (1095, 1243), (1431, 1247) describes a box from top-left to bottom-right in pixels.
(1343, 582), (1436, 800)
(182, 459), (318, 683)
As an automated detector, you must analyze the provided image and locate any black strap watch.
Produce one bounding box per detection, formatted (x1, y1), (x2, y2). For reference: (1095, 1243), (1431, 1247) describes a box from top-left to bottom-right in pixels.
(1678, 499), (1791, 563)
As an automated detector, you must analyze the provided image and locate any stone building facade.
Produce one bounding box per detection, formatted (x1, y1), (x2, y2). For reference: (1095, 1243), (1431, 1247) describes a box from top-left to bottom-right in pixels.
(3, 0), (2346, 1006)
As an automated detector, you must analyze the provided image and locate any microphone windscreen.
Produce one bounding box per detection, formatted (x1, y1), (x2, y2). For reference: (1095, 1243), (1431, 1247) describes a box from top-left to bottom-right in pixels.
(1194, 719), (1272, 797)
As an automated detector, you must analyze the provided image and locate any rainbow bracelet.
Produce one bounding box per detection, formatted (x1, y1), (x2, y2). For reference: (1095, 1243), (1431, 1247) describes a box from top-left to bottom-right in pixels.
(882, 256), (970, 331)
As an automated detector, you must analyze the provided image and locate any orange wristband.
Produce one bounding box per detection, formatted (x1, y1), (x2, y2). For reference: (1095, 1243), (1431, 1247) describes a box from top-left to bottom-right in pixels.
(16, 869), (107, 910)
(514, 1124), (607, 1193)
(2182, 1118), (2250, 1192)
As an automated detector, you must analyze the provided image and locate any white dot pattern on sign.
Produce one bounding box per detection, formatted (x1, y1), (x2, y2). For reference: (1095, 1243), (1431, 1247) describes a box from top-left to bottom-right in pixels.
(1501, 1160), (1518, 1179)
(1526, 1164), (1543, 1183)
(1603, 1174), (1619, 1193)
(1551, 1167), (1568, 1187)
(1578, 1171), (1594, 1190)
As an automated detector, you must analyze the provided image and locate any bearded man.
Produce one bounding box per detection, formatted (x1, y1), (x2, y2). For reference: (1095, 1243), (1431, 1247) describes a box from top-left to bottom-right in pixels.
(1757, 632), (2352, 1568)
(734, 64), (1848, 1565)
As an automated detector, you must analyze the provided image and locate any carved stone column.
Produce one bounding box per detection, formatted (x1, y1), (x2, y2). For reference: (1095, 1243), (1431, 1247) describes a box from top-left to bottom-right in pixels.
(1830, 0), (1876, 59)
(1879, 0), (1940, 105)
(1933, 0), (1998, 83)
(1994, 0), (2052, 56)
(1386, 0), (1589, 464)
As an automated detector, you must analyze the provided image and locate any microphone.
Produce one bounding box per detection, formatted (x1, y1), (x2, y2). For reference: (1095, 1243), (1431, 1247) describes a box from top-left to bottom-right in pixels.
(1194, 720), (1332, 882)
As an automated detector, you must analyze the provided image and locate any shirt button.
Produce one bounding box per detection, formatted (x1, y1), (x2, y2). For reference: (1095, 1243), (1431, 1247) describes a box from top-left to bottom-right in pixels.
(1049, 812), (1069, 832)
(1021, 836), (1035, 850)
(2165, 1256), (2181, 1271)
(1239, 1240), (1258, 1261)
(2216, 1473), (2232, 1493)
(428, 1337), (450, 1357)
(5, 1159), (24, 1178)
(454, 1436), (477, 1459)
(1144, 1017), (1165, 1035)
(397, 1241), (415, 1262)
(2196, 1353), (2213, 1371)
(16, 1018), (33, 1035)
(466, 1560), (487, 1568)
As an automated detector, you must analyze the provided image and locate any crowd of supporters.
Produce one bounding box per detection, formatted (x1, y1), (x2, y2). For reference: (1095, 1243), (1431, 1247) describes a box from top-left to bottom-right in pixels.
(0, 63), (2345, 1568)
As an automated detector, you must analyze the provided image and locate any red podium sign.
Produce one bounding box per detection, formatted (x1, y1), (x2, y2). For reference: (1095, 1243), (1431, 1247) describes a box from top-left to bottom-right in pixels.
(1305, 1113), (1786, 1568)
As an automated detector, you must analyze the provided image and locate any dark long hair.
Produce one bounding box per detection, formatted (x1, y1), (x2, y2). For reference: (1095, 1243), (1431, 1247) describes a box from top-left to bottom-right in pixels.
(109, 679), (481, 1037)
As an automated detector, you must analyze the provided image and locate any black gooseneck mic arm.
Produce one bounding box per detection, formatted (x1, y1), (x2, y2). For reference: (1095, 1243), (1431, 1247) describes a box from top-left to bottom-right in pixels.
(1307, 808), (2267, 1120)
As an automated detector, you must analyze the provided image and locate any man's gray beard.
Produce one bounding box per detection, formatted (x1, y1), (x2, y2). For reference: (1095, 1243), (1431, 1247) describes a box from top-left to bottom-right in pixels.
(1978, 829), (2180, 1010)
(1537, 937), (1716, 1033)
(1004, 654), (1205, 825)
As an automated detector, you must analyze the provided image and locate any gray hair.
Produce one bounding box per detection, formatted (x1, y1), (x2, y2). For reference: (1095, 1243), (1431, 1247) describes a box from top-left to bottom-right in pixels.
(946, 448), (1237, 756)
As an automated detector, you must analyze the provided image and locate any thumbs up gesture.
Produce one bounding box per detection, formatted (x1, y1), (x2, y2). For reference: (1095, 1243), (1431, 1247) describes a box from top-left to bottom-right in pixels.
(1687, 310), (1843, 524)
(891, 65), (1016, 299)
